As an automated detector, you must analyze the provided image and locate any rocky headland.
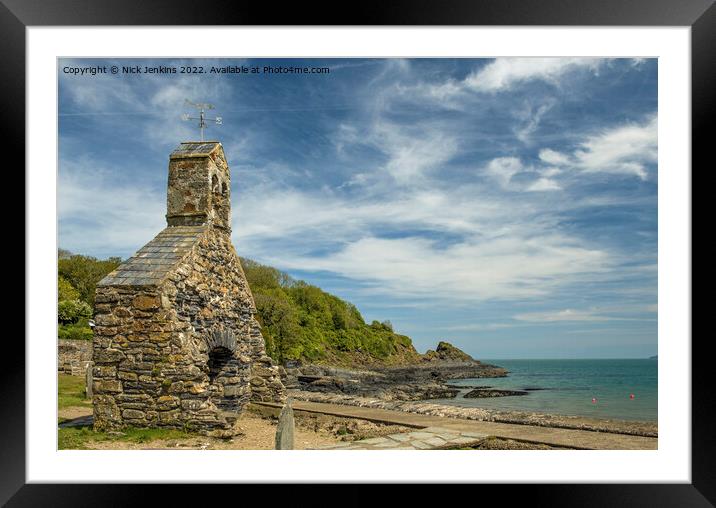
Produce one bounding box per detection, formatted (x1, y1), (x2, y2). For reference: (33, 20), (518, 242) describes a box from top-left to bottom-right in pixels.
(281, 341), (511, 401)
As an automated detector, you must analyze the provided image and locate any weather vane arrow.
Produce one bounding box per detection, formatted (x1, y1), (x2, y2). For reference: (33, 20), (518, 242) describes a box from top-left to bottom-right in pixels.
(182, 99), (222, 141)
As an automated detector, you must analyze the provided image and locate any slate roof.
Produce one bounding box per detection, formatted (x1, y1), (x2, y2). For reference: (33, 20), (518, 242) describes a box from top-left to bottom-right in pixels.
(169, 141), (222, 159)
(97, 226), (207, 287)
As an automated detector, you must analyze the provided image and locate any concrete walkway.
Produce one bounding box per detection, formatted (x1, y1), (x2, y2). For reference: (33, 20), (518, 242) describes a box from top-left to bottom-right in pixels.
(252, 401), (658, 450)
(319, 427), (489, 450)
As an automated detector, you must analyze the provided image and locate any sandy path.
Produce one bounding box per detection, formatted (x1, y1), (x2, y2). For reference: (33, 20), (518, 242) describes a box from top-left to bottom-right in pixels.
(59, 407), (348, 450)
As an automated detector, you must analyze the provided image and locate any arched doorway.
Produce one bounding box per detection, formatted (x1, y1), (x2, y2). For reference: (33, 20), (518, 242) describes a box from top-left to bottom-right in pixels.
(207, 345), (244, 413)
(208, 346), (233, 383)
(204, 327), (248, 417)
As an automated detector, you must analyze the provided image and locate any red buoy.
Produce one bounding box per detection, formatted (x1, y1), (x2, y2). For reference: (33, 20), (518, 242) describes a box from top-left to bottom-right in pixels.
(591, 397), (597, 404)
(629, 393), (635, 399)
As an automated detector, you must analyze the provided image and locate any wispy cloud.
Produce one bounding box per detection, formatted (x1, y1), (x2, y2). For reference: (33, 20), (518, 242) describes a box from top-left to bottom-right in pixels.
(514, 309), (612, 322)
(262, 234), (609, 301)
(536, 115), (657, 180)
(514, 306), (657, 323)
(481, 113), (657, 195)
(58, 57), (658, 357)
(539, 148), (571, 166)
(483, 157), (561, 192)
(464, 58), (604, 93)
(375, 122), (459, 184)
(58, 156), (165, 257)
(573, 115), (657, 180)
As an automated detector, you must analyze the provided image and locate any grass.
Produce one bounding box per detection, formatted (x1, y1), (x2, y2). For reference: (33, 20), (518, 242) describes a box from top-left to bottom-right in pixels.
(58, 424), (193, 450)
(58, 374), (92, 409)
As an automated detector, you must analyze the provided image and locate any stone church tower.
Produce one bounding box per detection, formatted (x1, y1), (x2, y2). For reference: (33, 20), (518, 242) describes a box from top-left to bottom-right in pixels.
(92, 141), (285, 435)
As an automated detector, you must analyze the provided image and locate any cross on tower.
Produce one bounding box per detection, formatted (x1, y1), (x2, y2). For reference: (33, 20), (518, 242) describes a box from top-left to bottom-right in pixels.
(182, 99), (222, 141)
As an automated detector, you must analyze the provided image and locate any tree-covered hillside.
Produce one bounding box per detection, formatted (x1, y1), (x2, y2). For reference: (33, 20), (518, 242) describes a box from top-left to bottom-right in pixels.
(239, 258), (422, 366)
(55, 250), (425, 367)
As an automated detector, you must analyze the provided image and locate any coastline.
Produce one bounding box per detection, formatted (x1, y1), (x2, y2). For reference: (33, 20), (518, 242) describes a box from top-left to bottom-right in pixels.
(288, 390), (658, 438)
(59, 368), (657, 450)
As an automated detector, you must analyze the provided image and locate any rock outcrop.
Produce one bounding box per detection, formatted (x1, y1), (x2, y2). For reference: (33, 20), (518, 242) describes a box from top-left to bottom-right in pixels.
(422, 341), (475, 363)
(464, 388), (528, 398)
(281, 341), (507, 401)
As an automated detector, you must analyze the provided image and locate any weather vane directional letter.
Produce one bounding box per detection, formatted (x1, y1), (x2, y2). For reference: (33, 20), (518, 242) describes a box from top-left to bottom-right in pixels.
(182, 99), (223, 141)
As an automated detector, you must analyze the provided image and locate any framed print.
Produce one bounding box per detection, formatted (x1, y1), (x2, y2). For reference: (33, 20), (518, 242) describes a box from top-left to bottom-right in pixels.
(6, 0), (711, 504)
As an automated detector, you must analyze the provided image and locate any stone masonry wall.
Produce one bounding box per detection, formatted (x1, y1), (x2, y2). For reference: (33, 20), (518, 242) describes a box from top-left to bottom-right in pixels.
(165, 227), (285, 404)
(92, 227), (285, 435)
(93, 141), (284, 435)
(92, 286), (177, 431)
(58, 339), (92, 375)
(166, 149), (231, 230)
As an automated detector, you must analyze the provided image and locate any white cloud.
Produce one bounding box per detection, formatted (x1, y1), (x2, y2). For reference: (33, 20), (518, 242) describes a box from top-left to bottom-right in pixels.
(445, 323), (519, 332)
(58, 57), (655, 319)
(388, 58), (610, 110)
(514, 305), (657, 323)
(573, 115), (657, 180)
(514, 309), (611, 322)
(58, 157), (165, 257)
(514, 99), (556, 144)
(539, 148), (570, 166)
(484, 157), (561, 192)
(464, 58), (603, 93)
(530, 115), (657, 181)
(225, 167), (617, 303)
(356, 122), (460, 185)
(526, 177), (561, 192)
(540, 167), (562, 177)
(485, 157), (524, 188)
(264, 234), (608, 301)
(234, 183), (509, 249)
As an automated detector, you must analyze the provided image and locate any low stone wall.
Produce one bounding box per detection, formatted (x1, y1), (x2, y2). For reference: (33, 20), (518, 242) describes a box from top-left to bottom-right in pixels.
(58, 339), (92, 376)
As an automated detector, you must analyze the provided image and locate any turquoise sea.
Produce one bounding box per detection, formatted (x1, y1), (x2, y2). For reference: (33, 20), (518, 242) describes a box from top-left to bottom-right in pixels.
(433, 359), (657, 422)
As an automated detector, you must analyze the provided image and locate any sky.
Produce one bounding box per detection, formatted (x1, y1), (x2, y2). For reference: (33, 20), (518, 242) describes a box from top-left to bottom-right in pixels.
(58, 58), (658, 359)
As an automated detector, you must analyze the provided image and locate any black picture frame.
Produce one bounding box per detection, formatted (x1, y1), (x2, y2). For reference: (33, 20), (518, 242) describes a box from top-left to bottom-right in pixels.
(6, 0), (709, 505)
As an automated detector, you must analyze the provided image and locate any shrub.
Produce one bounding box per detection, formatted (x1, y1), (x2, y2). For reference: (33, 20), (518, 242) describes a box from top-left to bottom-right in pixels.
(58, 320), (93, 341)
(58, 275), (80, 301)
(58, 299), (92, 325)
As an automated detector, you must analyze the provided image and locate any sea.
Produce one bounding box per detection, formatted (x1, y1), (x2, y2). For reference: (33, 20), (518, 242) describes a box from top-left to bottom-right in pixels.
(432, 359), (657, 422)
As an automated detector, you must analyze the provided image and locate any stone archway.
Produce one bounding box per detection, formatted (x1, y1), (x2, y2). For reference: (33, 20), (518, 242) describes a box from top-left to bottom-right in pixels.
(205, 328), (248, 415)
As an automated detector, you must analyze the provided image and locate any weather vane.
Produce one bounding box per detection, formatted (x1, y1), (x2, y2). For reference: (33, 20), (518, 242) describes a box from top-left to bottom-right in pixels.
(182, 99), (222, 141)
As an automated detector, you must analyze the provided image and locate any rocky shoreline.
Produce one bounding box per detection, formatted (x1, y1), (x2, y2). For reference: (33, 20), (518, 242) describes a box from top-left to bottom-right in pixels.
(289, 390), (658, 438)
(279, 341), (510, 401)
(283, 360), (509, 401)
(276, 342), (657, 439)
(464, 388), (528, 398)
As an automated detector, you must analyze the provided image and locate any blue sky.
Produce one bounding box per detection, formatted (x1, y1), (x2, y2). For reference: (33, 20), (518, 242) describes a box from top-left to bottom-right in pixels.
(58, 58), (658, 359)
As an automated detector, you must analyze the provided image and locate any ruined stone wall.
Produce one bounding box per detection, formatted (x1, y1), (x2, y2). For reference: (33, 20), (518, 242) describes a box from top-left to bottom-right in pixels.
(92, 227), (285, 434)
(58, 339), (92, 375)
(92, 279), (246, 434)
(165, 227), (285, 404)
(92, 286), (170, 430)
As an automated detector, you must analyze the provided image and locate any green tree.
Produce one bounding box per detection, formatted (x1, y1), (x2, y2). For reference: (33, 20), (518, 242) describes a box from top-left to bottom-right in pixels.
(58, 254), (122, 306)
(240, 256), (420, 366)
(58, 275), (80, 301)
(254, 291), (301, 363)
